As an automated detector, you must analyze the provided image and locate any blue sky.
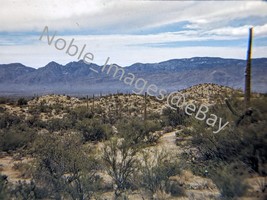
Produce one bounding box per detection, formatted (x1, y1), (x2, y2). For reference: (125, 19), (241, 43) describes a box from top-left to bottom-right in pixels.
(0, 0), (267, 68)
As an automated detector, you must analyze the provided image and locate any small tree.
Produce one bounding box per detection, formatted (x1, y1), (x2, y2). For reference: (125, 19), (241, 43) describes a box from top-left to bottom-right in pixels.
(102, 138), (140, 197)
(140, 149), (182, 197)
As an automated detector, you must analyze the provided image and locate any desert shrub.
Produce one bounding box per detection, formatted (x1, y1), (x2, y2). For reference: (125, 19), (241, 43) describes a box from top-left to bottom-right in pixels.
(50, 103), (64, 114)
(162, 107), (186, 127)
(76, 118), (111, 142)
(102, 138), (140, 197)
(117, 118), (162, 144)
(252, 97), (267, 114)
(140, 150), (182, 196)
(0, 113), (21, 129)
(25, 116), (46, 129)
(181, 127), (192, 135)
(39, 103), (53, 113)
(189, 94), (267, 163)
(17, 98), (28, 106)
(186, 95), (267, 198)
(255, 177), (267, 193)
(0, 112), (36, 151)
(189, 108), (267, 174)
(145, 120), (162, 133)
(10, 180), (49, 200)
(210, 164), (248, 199)
(27, 106), (40, 115)
(93, 105), (105, 115)
(46, 117), (73, 132)
(33, 134), (101, 200)
(166, 181), (186, 197)
(0, 125), (35, 152)
(0, 106), (5, 113)
(147, 112), (161, 120)
(28, 103), (52, 114)
(0, 175), (8, 199)
(68, 106), (94, 121)
(0, 97), (10, 104)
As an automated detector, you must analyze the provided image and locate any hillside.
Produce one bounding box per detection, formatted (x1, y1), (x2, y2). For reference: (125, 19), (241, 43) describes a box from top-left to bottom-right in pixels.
(0, 83), (266, 199)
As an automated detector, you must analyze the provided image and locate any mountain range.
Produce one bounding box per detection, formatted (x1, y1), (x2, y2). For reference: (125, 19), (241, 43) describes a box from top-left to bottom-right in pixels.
(0, 57), (266, 96)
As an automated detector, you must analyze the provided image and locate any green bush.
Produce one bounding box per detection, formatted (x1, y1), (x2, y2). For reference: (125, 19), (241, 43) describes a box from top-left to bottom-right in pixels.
(102, 138), (140, 197)
(117, 118), (162, 144)
(0, 97), (10, 104)
(186, 95), (267, 198)
(25, 116), (46, 129)
(162, 107), (186, 127)
(210, 164), (248, 199)
(69, 106), (94, 121)
(17, 98), (28, 106)
(76, 118), (111, 142)
(28, 103), (52, 114)
(0, 175), (8, 199)
(0, 113), (21, 129)
(10, 180), (48, 200)
(0, 125), (35, 151)
(166, 181), (186, 197)
(140, 150), (182, 195)
(46, 117), (73, 132)
(33, 134), (101, 200)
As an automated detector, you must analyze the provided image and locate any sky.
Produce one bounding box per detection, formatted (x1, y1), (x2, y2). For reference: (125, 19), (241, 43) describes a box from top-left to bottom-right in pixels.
(0, 0), (267, 68)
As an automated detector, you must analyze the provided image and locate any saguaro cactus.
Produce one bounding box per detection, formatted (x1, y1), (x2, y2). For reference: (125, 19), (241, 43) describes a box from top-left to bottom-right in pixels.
(144, 92), (147, 121)
(245, 27), (253, 109)
(86, 95), (89, 110)
(225, 28), (255, 126)
(92, 94), (95, 113)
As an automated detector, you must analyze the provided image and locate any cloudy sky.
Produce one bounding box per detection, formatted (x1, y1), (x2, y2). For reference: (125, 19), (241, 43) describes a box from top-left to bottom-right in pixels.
(0, 0), (267, 68)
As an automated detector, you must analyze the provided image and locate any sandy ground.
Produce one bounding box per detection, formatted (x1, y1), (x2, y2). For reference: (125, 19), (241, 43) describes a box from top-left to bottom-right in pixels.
(0, 155), (31, 183)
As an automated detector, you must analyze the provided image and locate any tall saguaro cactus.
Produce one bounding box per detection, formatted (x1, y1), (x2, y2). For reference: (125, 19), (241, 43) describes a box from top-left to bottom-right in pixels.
(245, 28), (253, 109)
(92, 94), (95, 113)
(86, 95), (89, 110)
(144, 92), (147, 121)
(226, 28), (256, 126)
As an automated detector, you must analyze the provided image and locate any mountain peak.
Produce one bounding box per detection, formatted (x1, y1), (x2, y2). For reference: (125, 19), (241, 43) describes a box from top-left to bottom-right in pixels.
(45, 61), (61, 67)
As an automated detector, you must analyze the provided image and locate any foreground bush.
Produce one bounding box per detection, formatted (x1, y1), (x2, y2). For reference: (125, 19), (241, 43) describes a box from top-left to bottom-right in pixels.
(187, 95), (267, 198)
(210, 164), (248, 199)
(140, 149), (183, 197)
(102, 138), (140, 197)
(33, 134), (101, 200)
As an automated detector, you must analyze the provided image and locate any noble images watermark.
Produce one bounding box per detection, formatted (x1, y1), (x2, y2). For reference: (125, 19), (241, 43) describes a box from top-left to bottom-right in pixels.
(39, 26), (229, 133)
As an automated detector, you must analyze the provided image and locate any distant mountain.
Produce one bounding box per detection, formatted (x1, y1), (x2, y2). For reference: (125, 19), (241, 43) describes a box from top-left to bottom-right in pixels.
(0, 63), (35, 83)
(0, 57), (266, 96)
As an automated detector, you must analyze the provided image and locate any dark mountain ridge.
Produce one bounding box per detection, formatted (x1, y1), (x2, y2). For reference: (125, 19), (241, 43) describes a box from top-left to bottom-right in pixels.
(0, 57), (266, 96)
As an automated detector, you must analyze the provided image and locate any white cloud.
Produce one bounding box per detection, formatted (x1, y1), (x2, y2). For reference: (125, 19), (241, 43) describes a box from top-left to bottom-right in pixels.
(0, 0), (267, 67)
(206, 24), (267, 37)
(0, 0), (267, 33)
